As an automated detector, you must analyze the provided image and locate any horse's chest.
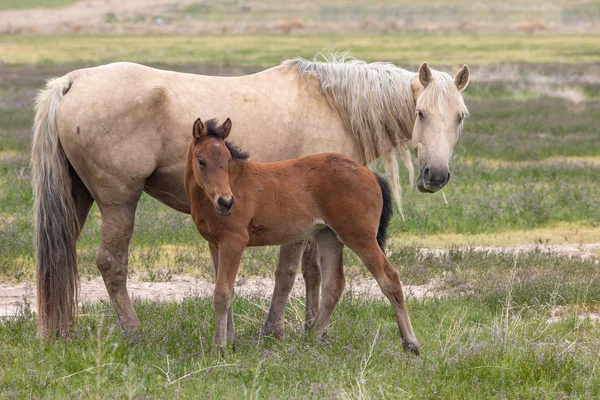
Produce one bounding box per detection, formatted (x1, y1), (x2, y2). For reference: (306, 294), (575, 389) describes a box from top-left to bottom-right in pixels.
(192, 217), (218, 245)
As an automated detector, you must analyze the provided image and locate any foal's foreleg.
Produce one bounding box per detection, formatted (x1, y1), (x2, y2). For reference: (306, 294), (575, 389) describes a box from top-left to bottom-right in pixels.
(213, 239), (246, 349)
(263, 241), (306, 338)
(209, 244), (235, 345)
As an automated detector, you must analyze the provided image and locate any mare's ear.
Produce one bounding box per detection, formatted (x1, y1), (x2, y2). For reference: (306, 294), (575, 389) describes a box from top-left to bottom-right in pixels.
(193, 118), (204, 141)
(220, 118), (232, 139)
(455, 65), (470, 91)
(418, 62), (432, 88)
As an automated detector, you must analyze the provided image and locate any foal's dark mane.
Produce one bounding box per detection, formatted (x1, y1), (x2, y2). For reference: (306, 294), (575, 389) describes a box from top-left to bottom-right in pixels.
(205, 119), (250, 160)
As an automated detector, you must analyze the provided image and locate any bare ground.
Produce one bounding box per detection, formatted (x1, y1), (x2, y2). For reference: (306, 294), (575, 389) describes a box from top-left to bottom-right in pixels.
(1, 243), (598, 318)
(0, 275), (442, 318)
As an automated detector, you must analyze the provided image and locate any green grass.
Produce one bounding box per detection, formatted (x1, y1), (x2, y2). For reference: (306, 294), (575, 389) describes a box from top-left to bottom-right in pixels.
(0, 0), (77, 10)
(1, 35), (600, 66)
(2, 267), (599, 398)
(0, 35), (599, 398)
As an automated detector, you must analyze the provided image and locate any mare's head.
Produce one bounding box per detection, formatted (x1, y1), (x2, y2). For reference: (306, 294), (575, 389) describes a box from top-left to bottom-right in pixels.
(191, 117), (248, 216)
(411, 63), (470, 193)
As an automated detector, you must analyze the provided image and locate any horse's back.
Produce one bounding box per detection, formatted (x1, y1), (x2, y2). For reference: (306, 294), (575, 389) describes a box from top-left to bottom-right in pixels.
(301, 153), (383, 230)
(254, 153), (382, 220)
(51, 62), (350, 211)
(54, 62), (191, 207)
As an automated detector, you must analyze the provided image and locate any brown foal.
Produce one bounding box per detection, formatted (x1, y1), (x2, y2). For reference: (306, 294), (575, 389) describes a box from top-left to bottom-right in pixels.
(184, 118), (419, 354)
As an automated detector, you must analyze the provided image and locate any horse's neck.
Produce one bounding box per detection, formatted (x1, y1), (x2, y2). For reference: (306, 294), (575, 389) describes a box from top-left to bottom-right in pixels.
(228, 160), (251, 185)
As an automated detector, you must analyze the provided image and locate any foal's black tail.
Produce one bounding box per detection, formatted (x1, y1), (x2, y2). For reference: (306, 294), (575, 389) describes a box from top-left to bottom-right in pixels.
(374, 174), (393, 251)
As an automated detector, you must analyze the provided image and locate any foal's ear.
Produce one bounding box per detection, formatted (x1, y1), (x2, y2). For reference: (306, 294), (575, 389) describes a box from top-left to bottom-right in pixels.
(193, 118), (204, 140)
(455, 65), (470, 92)
(220, 118), (232, 139)
(418, 62), (432, 88)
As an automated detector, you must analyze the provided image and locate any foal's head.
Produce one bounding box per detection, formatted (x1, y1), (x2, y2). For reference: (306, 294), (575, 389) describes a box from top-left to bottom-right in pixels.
(411, 63), (470, 193)
(191, 117), (248, 216)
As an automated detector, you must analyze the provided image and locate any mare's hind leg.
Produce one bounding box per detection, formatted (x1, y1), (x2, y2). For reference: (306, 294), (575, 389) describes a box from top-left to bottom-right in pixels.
(302, 237), (322, 331)
(70, 165), (94, 237)
(263, 241), (306, 337)
(209, 244), (235, 345)
(96, 200), (141, 334)
(308, 229), (345, 339)
(344, 235), (419, 354)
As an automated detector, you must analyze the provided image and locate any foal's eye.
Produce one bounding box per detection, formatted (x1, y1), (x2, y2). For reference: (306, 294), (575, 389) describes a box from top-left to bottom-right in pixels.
(198, 159), (206, 167)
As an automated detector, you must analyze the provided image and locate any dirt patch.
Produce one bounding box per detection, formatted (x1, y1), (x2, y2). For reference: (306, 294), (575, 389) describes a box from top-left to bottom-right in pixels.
(546, 306), (600, 325)
(0, 275), (441, 317)
(420, 243), (600, 260)
(1, 243), (598, 317)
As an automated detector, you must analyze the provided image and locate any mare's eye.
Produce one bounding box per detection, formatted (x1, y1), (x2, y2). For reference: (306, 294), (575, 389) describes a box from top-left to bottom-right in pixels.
(417, 110), (424, 120)
(198, 159), (206, 167)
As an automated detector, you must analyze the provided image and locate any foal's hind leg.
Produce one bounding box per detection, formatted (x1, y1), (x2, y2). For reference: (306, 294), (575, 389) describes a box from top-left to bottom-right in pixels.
(263, 241), (306, 337)
(346, 237), (419, 354)
(302, 237), (322, 331)
(96, 201), (141, 334)
(308, 229), (345, 339)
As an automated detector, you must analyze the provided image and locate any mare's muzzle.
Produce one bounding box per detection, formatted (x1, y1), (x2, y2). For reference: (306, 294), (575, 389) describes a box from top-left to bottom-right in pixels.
(216, 195), (235, 216)
(417, 167), (450, 193)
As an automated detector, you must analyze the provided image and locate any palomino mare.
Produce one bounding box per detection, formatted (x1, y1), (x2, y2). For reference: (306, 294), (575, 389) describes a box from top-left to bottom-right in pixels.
(31, 55), (469, 337)
(184, 117), (418, 353)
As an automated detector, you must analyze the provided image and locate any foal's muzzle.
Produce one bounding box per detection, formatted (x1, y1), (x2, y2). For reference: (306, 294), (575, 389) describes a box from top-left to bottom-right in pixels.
(216, 195), (235, 216)
(417, 167), (450, 193)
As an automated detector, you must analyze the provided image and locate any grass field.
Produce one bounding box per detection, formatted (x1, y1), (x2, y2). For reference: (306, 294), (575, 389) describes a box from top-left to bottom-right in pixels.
(0, 0), (76, 11)
(0, 33), (599, 397)
(2, 281), (599, 398)
(1, 35), (600, 66)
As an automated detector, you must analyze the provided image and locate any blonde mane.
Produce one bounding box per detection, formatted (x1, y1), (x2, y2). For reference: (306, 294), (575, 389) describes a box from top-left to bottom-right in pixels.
(285, 53), (417, 162)
(284, 54), (417, 218)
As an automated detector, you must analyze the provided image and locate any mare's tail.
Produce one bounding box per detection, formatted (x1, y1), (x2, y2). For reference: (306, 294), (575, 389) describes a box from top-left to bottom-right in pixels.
(31, 74), (80, 338)
(374, 174), (393, 251)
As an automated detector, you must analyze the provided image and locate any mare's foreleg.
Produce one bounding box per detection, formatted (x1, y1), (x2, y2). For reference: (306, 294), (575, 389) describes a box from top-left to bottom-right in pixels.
(213, 238), (246, 349)
(263, 241), (306, 337)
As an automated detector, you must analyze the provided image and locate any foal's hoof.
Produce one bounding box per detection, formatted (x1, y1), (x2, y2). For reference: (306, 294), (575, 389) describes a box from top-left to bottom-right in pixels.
(261, 324), (284, 340)
(404, 343), (420, 356)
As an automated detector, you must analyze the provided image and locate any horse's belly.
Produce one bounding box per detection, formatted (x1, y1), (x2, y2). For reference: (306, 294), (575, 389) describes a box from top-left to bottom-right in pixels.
(246, 220), (326, 247)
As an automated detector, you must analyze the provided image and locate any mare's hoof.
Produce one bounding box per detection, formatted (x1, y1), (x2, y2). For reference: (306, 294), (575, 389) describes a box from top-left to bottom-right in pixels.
(122, 326), (144, 343)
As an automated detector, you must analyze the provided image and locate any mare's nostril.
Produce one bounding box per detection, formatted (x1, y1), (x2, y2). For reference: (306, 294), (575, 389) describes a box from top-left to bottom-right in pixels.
(423, 167), (430, 183)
